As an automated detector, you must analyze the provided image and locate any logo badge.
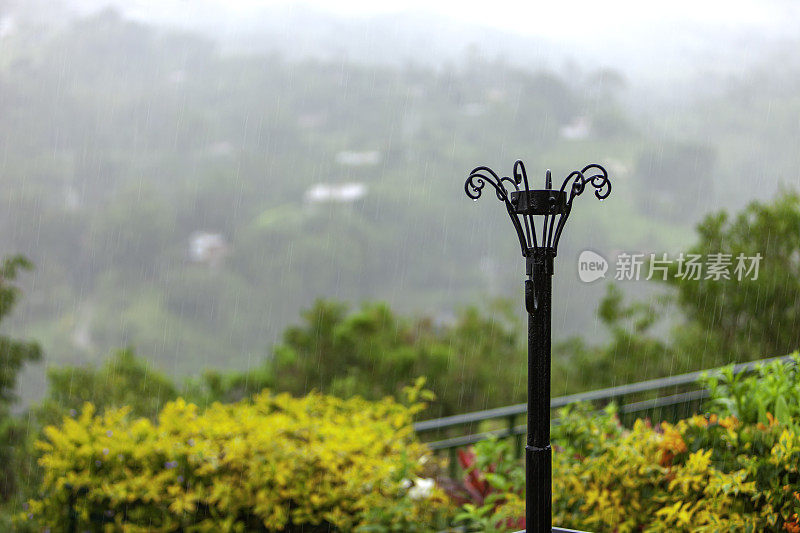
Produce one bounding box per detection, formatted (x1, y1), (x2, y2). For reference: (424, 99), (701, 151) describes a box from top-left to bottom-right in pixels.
(578, 250), (608, 283)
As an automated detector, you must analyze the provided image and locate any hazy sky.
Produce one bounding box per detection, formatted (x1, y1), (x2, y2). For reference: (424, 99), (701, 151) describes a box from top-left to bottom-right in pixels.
(274, 0), (794, 36)
(92, 0), (800, 41)
(63, 0), (800, 85)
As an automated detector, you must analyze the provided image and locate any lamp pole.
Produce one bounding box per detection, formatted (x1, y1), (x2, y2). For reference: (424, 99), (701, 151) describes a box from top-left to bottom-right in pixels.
(464, 160), (611, 533)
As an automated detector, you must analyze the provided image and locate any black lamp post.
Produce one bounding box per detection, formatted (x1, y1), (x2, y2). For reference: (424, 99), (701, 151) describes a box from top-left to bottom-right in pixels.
(464, 160), (611, 533)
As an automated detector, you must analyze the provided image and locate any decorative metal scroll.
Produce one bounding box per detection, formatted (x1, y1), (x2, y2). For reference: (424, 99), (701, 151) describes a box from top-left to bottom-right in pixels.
(465, 160), (610, 256)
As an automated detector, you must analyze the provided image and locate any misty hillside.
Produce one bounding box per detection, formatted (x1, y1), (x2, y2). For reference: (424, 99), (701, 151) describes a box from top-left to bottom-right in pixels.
(1, 6), (799, 392)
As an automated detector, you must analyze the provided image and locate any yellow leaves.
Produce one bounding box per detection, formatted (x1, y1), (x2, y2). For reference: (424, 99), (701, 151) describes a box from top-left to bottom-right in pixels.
(552, 424), (663, 531)
(667, 449), (712, 494)
(655, 500), (695, 526)
(584, 487), (611, 509)
(392, 412), (408, 429)
(686, 448), (712, 472)
(688, 414), (710, 428)
(553, 412), (797, 533)
(401, 376), (436, 410)
(26, 390), (452, 531)
(166, 485), (198, 514)
(704, 468), (754, 500)
(770, 429), (800, 469)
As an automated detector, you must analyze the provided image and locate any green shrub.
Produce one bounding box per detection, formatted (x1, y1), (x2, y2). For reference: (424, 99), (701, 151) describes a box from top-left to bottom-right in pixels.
(23, 385), (453, 532)
(455, 406), (800, 532)
(36, 348), (178, 426)
(701, 352), (800, 428)
(453, 356), (800, 531)
(0, 256), (42, 524)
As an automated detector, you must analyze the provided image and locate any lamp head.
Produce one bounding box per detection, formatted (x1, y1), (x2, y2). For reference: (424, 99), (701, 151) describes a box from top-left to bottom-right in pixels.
(465, 160), (611, 257)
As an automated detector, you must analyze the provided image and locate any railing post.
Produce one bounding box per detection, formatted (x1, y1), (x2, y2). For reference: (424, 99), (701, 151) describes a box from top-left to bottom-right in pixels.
(507, 414), (523, 458)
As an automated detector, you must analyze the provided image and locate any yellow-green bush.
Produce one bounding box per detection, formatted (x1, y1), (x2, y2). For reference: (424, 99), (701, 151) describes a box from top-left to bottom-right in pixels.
(453, 357), (800, 532)
(553, 414), (762, 531)
(462, 405), (800, 532)
(23, 388), (453, 532)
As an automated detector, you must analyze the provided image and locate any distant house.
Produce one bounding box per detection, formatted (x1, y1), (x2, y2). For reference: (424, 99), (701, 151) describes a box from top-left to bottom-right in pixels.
(335, 150), (381, 167)
(559, 116), (592, 140)
(0, 15), (15, 38)
(207, 141), (234, 157)
(304, 183), (367, 204)
(168, 69), (187, 85)
(189, 232), (228, 267)
(486, 88), (506, 103)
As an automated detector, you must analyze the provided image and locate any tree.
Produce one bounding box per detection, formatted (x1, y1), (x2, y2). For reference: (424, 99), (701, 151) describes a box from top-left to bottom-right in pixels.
(36, 348), (177, 426)
(0, 256), (42, 502)
(553, 284), (673, 393)
(665, 190), (800, 363)
(200, 299), (526, 417)
(557, 190), (800, 394)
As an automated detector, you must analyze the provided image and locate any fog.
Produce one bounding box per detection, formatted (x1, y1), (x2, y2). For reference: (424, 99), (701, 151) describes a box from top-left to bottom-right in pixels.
(3, 0), (800, 404)
(67, 0), (800, 90)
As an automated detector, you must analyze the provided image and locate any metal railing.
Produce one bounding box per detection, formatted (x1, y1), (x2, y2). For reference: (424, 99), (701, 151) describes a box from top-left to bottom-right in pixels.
(414, 354), (792, 472)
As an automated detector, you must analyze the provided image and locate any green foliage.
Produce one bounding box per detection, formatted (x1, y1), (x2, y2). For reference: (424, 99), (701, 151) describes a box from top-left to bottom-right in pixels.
(0, 256), (42, 503)
(4, 347), (175, 522)
(665, 191), (800, 363)
(214, 299), (525, 416)
(35, 348), (178, 426)
(452, 438), (525, 532)
(0, 256), (42, 406)
(556, 190), (800, 394)
(550, 402), (623, 458)
(553, 284), (674, 392)
(24, 388), (453, 532)
(701, 353), (800, 428)
(455, 357), (800, 531)
(186, 366), (274, 406)
(552, 414), (766, 532)
(24, 355), (800, 532)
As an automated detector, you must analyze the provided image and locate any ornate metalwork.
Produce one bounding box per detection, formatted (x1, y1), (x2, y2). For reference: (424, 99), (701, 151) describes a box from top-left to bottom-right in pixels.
(465, 160), (610, 256)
